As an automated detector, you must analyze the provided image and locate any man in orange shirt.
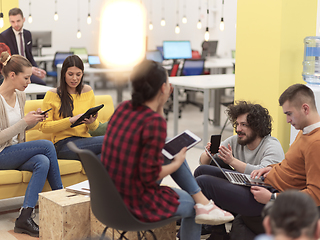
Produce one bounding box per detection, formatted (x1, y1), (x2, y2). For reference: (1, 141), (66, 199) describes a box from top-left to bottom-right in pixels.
(196, 83), (320, 238)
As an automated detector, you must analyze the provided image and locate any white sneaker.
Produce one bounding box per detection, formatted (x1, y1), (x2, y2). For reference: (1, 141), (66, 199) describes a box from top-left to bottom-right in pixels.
(194, 200), (234, 225)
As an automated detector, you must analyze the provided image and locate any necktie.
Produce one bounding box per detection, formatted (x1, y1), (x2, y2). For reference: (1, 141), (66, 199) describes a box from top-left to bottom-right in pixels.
(19, 32), (24, 57)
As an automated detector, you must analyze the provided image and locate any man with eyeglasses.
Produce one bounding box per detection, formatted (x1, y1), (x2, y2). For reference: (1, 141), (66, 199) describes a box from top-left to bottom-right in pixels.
(197, 100), (284, 174)
(194, 101), (284, 240)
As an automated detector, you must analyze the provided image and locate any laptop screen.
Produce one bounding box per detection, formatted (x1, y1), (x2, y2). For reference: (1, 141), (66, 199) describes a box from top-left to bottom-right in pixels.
(146, 50), (163, 63)
(88, 55), (101, 65)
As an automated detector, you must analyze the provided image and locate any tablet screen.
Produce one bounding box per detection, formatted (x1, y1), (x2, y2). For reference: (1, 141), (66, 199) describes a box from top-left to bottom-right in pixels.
(163, 132), (197, 157)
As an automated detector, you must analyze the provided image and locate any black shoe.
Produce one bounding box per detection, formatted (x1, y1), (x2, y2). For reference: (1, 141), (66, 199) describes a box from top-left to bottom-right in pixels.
(206, 232), (230, 240)
(202, 224), (215, 235)
(14, 216), (39, 237)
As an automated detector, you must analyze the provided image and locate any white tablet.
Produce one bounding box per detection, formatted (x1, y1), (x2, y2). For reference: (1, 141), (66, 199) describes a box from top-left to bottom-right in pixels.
(162, 130), (202, 159)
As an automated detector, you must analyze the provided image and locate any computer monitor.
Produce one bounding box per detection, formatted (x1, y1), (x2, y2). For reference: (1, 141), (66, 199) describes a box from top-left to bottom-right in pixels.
(31, 31), (52, 56)
(146, 50), (163, 63)
(202, 41), (218, 57)
(31, 31), (52, 48)
(163, 41), (192, 60)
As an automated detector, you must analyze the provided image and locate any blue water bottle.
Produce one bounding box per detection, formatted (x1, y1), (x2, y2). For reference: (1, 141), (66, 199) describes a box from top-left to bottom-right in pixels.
(302, 36), (320, 84)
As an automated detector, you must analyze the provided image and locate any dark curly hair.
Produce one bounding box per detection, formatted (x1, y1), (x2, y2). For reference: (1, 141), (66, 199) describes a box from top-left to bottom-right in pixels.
(226, 101), (272, 138)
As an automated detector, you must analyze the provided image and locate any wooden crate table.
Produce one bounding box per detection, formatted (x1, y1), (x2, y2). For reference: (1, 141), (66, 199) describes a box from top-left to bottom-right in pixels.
(90, 211), (177, 240)
(39, 189), (91, 240)
(39, 189), (177, 240)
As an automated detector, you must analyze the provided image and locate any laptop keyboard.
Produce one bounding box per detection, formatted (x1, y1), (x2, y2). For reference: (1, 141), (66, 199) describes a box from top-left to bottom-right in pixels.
(228, 172), (251, 183)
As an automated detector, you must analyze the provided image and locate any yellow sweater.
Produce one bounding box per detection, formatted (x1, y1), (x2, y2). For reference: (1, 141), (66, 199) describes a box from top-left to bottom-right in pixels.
(40, 90), (99, 144)
(265, 128), (320, 205)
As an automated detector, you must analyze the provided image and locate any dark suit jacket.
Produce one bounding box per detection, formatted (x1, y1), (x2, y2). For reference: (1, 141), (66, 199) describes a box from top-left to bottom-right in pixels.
(0, 27), (37, 67)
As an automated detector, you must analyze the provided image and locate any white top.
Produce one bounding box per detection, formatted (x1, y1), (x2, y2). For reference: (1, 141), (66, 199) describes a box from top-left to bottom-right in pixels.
(0, 94), (21, 145)
(12, 28), (25, 56)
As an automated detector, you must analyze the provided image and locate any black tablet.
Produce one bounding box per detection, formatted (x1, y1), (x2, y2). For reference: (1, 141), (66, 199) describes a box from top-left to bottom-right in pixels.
(70, 104), (104, 128)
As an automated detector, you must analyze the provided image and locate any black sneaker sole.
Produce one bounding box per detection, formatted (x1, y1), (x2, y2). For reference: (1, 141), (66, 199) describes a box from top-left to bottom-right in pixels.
(14, 226), (39, 238)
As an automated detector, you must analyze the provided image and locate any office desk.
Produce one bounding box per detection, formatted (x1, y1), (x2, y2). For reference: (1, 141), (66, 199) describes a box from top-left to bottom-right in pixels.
(163, 58), (235, 74)
(34, 55), (55, 62)
(57, 64), (132, 103)
(169, 74), (235, 147)
(204, 58), (235, 74)
(25, 83), (53, 100)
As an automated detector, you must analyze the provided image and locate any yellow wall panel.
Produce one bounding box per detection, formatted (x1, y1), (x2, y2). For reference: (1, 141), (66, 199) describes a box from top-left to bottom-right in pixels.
(235, 0), (317, 152)
(1, 0), (19, 31)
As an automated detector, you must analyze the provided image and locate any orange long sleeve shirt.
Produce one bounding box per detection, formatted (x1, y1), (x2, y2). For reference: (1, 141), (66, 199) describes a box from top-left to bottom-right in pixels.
(265, 128), (320, 205)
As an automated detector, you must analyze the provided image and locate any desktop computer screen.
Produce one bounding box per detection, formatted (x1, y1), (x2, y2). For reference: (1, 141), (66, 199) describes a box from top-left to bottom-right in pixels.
(163, 41), (192, 60)
(202, 41), (218, 57)
(146, 50), (163, 63)
(31, 31), (52, 48)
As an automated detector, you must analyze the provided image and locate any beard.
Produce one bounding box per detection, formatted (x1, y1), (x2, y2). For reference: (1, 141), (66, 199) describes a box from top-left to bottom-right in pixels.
(237, 130), (258, 146)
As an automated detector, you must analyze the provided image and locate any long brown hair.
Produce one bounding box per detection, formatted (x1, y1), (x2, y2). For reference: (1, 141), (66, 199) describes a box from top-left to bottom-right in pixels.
(57, 55), (84, 118)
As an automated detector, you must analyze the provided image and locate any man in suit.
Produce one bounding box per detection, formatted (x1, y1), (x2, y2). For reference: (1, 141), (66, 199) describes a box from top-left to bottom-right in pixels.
(0, 8), (46, 86)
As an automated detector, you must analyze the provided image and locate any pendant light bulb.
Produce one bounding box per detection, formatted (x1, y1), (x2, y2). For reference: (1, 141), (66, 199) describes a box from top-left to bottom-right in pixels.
(175, 24), (180, 34)
(197, 19), (202, 29)
(0, 13), (3, 28)
(77, 30), (82, 39)
(54, 12), (59, 21)
(160, 18), (166, 26)
(28, 14), (33, 23)
(87, 13), (92, 24)
(182, 16), (187, 24)
(220, 18), (225, 31)
(149, 22), (153, 30)
(204, 27), (209, 41)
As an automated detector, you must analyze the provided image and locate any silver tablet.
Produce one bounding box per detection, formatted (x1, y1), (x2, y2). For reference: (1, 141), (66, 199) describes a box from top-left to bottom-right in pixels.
(162, 130), (202, 159)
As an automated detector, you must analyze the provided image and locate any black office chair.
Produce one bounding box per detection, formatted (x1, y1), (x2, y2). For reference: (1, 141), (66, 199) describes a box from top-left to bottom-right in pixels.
(67, 142), (180, 240)
(180, 59), (205, 111)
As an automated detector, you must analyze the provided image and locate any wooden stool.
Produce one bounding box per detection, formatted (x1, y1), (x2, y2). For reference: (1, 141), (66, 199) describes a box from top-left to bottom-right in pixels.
(39, 189), (91, 240)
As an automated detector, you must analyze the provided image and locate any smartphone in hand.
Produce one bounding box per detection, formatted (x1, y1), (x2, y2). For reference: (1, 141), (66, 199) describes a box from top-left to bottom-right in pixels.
(210, 135), (221, 154)
(40, 108), (52, 115)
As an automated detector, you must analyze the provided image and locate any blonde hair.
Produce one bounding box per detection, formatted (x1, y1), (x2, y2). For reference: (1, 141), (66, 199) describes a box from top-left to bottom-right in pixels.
(0, 52), (32, 78)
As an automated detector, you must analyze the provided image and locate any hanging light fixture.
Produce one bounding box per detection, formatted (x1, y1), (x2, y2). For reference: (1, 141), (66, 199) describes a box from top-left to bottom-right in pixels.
(220, 0), (225, 31)
(77, 0), (81, 38)
(197, 0), (202, 29)
(182, 0), (187, 24)
(175, 0), (180, 34)
(54, 0), (58, 21)
(28, 0), (33, 23)
(0, 0), (3, 28)
(149, 0), (153, 30)
(204, 1), (209, 41)
(160, 0), (165, 26)
(87, 0), (92, 24)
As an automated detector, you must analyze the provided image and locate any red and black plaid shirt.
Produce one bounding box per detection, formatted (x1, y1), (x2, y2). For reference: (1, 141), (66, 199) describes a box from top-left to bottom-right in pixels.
(101, 101), (179, 222)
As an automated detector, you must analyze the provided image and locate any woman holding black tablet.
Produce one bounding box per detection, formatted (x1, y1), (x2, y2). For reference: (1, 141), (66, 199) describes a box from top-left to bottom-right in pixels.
(40, 55), (104, 160)
(101, 60), (234, 240)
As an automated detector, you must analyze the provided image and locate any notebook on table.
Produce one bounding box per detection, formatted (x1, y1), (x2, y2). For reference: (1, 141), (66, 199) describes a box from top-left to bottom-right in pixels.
(204, 147), (273, 189)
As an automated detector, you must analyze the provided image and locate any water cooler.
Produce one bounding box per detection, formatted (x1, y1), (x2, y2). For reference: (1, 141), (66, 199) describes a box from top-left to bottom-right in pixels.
(290, 36), (320, 144)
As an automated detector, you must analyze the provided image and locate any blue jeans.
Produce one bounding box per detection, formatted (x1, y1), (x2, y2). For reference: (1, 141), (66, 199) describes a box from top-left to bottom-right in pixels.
(163, 157), (202, 240)
(55, 136), (104, 160)
(0, 140), (63, 208)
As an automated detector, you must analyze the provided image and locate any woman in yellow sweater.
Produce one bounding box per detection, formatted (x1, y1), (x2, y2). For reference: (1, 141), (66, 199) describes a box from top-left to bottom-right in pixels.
(40, 55), (104, 160)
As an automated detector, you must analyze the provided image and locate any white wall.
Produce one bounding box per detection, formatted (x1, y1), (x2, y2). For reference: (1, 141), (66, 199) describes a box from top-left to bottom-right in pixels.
(19, 0), (237, 57)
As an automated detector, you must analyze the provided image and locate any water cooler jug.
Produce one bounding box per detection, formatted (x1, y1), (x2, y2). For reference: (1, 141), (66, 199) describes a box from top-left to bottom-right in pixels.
(290, 36), (320, 144)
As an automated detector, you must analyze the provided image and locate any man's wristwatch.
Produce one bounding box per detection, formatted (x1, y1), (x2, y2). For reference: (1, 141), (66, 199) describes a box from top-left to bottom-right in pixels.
(270, 193), (277, 201)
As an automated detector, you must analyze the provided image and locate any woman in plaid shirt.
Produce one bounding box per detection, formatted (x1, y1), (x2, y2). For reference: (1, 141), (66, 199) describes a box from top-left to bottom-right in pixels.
(101, 60), (233, 240)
